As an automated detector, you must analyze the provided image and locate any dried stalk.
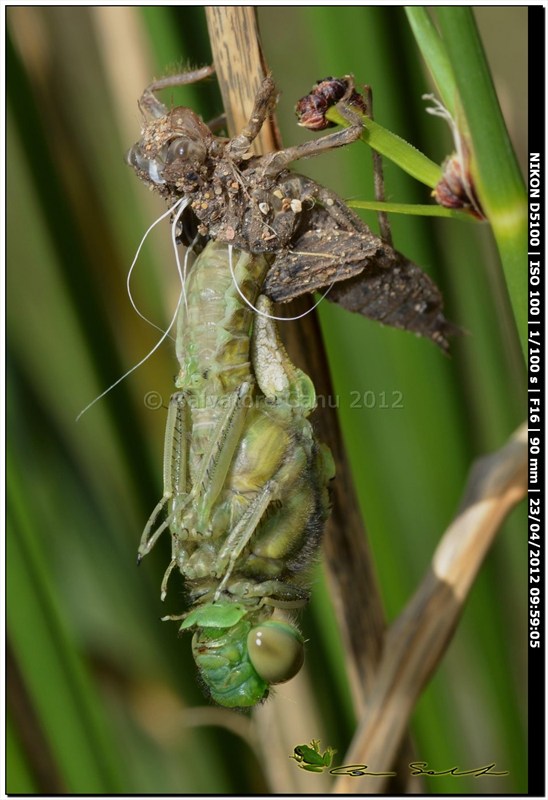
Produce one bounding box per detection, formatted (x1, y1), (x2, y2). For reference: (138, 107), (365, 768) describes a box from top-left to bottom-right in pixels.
(205, 7), (278, 155)
(333, 422), (527, 794)
(204, 7), (419, 794)
(205, 2), (388, 708)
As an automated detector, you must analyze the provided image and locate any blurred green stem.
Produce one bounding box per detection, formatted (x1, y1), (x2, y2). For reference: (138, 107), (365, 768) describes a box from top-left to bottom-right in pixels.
(404, 7), (458, 115)
(435, 8), (527, 357)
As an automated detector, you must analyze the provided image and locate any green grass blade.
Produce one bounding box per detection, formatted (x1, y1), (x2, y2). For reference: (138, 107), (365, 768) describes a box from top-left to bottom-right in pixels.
(434, 8), (527, 354)
(347, 200), (477, 220)
(404, 7), (459, 114)
(7, 450), (127, 793)
(326, 105), (442, 188)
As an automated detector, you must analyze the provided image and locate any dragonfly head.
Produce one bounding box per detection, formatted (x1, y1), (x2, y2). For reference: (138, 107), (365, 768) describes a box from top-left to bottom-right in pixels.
(126, 106), (212, 189)
(181, 604), (304, 708)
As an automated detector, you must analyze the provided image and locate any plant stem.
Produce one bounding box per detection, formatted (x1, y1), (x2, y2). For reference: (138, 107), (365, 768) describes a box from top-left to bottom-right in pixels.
(435, 7), (527, 356)
(326, 106), (442, 188)
(404, 7), (458, 115)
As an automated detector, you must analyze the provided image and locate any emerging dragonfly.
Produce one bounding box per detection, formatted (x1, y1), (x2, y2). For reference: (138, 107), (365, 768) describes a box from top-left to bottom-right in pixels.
(128, 67), (454, 708)
(129, 68), (456, 350)
(129, 68), (338, 707)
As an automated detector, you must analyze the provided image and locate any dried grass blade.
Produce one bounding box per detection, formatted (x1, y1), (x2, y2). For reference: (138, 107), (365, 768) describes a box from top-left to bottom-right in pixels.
(334, 423), (527, 794)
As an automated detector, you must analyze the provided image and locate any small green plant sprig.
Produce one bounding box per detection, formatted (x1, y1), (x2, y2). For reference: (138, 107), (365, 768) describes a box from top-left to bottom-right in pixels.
(315, 8), (526, 354)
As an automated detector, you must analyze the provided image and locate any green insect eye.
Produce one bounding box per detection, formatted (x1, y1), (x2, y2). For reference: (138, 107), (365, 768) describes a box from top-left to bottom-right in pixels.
(247, 621), (304, 685)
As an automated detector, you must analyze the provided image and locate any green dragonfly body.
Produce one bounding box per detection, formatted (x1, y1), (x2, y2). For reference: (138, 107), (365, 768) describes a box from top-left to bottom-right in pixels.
(128, 70), (337, 707)
(138, 240), (334, 707)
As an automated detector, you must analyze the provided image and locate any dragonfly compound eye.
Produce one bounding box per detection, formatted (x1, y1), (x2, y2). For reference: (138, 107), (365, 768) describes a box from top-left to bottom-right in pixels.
(247, 621), (305, 685)
(165, 136), (207, 166)
(126, 145), (166, 185)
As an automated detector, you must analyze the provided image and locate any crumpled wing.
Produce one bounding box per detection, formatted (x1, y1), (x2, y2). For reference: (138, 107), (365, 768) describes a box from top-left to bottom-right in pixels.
(264, 205), (458, 353)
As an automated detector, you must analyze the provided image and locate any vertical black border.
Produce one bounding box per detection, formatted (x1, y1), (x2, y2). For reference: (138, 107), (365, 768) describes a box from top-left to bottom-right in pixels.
(527, 4), (545, 797)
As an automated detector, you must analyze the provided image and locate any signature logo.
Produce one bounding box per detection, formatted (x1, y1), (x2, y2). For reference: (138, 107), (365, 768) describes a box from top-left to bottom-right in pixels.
(290, 742), (509, 779)
(290, 740), (336, 773)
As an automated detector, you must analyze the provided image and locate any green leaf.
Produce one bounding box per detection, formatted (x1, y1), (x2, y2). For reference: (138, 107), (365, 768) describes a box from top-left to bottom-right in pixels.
(404, 7), (459, 114)
(326, 105), (442, 188)
(434, 7), (527, 355)
(347, 200), (478, 220)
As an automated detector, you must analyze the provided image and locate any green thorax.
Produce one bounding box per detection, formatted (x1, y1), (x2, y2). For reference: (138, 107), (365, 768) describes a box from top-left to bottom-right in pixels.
(175, 241), (269, 397)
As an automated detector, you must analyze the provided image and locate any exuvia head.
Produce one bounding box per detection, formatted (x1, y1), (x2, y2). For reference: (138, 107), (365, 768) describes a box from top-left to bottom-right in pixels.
(126, 106), (212, 187)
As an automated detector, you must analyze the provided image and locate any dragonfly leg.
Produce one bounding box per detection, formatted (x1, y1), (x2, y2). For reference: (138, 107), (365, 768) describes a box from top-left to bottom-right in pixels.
(251, 295), (316, 415)
(187, 381), (254, 533)
(160, 612), (187, 622)
(138, 393), (188, 560)
(259, 78), (364, 179)
(225, 75), (278, 160)
(137, 499), (172, 562)
(160, 558), (178, 601)
(213, 479), (277, 600)
(205, 113), (227, 134)
(261, 124), (362, 180)
(231, 579), (310, 608)
(139, 65), (216, 119)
